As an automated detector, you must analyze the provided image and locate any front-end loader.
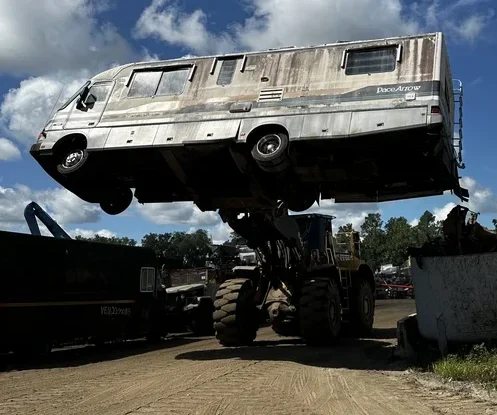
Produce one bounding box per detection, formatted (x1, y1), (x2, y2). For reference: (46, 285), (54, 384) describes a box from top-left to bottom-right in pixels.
(212, 202), (376, 346)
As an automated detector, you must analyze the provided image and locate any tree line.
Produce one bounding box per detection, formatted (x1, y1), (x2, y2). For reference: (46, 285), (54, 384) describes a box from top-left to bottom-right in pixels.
(76, 210), (446, 272)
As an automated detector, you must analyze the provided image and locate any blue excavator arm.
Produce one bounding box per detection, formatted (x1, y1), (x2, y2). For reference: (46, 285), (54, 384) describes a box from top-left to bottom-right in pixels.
(23, 201), (72, 239)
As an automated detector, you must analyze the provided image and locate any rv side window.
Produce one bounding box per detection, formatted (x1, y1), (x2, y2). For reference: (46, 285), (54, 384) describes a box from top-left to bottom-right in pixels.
(140, 267), (156, 292)
(85, 83), (112, 104)
(345, 46), (397, 75)
(217, 59), (238, 86)
(129, 71), (162, 98)
(156, 68), (189, 96)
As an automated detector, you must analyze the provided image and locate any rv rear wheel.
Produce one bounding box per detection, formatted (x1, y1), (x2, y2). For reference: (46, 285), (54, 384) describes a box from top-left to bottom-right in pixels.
(100, 188), (133, 215)
(56, 148), (89, 175)
(213, 278), (258, 346)
(251, 132), (290, 173)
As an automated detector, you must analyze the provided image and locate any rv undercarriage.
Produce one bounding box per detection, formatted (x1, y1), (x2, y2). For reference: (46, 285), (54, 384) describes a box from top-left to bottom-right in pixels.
(31, 124), (467, 215)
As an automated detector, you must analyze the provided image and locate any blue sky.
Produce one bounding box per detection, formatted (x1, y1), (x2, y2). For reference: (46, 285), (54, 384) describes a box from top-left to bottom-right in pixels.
(0, 0), (496, 243)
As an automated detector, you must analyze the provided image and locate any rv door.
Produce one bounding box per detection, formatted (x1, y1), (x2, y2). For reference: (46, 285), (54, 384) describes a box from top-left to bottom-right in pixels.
(64, 82), (113, 130)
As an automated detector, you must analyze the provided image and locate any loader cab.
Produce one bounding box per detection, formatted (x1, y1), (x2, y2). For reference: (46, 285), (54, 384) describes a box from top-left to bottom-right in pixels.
(335, 230), (362, 260)
(292, 213), (337, 266)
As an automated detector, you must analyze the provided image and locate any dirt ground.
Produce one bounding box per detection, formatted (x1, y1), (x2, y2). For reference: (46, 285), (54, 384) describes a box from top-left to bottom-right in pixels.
(1, 299), (496, 415)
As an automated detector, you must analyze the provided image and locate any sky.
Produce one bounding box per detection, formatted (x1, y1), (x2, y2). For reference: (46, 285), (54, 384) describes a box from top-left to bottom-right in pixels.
(0, 0), (496, 244)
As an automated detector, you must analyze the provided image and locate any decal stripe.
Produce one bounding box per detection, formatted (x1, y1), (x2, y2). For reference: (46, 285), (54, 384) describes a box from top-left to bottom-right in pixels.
(100, 81), (441, 121)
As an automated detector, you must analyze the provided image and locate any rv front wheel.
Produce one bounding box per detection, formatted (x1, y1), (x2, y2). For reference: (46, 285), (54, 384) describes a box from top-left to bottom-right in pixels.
(56, 148), (89, 175)
(250, 132), (290, 173)
(100, 188), (133, 215)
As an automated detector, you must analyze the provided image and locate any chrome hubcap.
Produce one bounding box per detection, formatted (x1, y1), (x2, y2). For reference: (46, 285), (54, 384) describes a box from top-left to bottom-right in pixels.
(257, 134), (281, 155)
(63, 150), (83, 168)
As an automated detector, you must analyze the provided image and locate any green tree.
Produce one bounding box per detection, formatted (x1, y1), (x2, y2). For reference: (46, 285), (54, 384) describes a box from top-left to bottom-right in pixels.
(141, 232), (179, 259)
(384, 216), (414, 266)
(413, 210), (442, 247)
(360, 213), (387, 272)
(223, 231), (247, 247)
(142, 230), (212, 268)
(173, 230), (212, 268)
(492, 218), (497, 232)
(75, 234), (137, 246)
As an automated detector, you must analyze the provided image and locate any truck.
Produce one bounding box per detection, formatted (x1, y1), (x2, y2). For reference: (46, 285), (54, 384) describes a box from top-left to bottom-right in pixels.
(30, 32), (467, 216)
(0, 202), (170, 355)
(212, 203), (376, 346)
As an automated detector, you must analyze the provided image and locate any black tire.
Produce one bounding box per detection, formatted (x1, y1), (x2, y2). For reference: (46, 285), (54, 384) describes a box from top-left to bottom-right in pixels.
(190, 297), (215, 336)
(100, 188), (133, 215)
(347, 279), (375, 337)
(299, 278), (342, 346)
(57, 148), (89, 175)
(213, 278), (258, 346)
(250, 132), (290, 173)
(272, 318), (300, 337)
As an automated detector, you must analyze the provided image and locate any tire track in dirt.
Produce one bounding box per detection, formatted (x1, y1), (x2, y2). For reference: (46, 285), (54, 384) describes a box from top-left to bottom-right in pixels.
(1, 300), (496, 415)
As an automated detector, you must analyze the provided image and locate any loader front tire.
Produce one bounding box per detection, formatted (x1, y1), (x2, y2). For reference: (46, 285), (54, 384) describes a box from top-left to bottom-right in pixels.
(213, 278), (258, 346)
(299, 278), (341, 346)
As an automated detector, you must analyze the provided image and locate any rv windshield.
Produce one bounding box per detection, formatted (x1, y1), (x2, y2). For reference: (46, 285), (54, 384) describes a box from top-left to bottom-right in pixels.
(57, 80), (91, 111)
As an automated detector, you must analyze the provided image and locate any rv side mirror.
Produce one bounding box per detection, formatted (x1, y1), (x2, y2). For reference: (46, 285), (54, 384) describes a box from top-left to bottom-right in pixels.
(85, 93), (97, 107)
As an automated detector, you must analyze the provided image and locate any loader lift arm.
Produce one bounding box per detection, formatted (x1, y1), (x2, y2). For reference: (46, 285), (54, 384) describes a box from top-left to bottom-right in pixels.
(218, 202), (305, 286)
(24, 201), (71, 239)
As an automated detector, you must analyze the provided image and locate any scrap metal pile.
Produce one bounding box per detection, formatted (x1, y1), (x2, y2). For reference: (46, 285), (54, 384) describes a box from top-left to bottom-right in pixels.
(408, 205), (497, 257)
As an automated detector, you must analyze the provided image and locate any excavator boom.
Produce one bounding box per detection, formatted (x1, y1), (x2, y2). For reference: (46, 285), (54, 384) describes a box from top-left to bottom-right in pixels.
(24, 201), (71, 239)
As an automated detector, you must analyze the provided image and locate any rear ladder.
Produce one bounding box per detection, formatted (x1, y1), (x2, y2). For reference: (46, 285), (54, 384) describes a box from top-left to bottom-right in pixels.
(453, 79), (465, 170)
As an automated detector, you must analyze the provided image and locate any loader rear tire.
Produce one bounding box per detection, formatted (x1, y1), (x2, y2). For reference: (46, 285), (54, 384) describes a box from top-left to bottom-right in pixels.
(299, 278), (341, 346)
(213, 278), (258, 346)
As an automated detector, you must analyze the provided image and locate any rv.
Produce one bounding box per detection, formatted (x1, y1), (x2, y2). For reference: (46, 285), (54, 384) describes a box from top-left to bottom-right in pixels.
(30, 32), (468, 215)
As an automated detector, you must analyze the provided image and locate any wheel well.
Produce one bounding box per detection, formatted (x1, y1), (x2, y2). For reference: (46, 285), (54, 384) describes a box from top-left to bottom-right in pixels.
(52, 134), (87, 161)
(245, 124), (289, 149)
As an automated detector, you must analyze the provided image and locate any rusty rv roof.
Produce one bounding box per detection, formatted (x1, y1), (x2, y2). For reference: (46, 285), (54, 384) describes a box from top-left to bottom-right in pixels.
(91, 32), (442, 82)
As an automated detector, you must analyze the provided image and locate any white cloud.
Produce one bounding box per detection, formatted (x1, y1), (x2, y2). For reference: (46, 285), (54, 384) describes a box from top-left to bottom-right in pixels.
(134, 0), (494, 56)
(0, 138), (21, 161)
(0, 184), (101, 231)
(460, 176), (497, 214)
(136, 201), (219, 227)
(0, 0), (133, 76)
(410, 218), (420, 227)
(69, 228), (117, 238)
(433, 202), (457, 222)
(133, 0), (234, 55)
(206, 221), (232, 245)
(411, 0), (495, 43)
(1, 71), (91, 144)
